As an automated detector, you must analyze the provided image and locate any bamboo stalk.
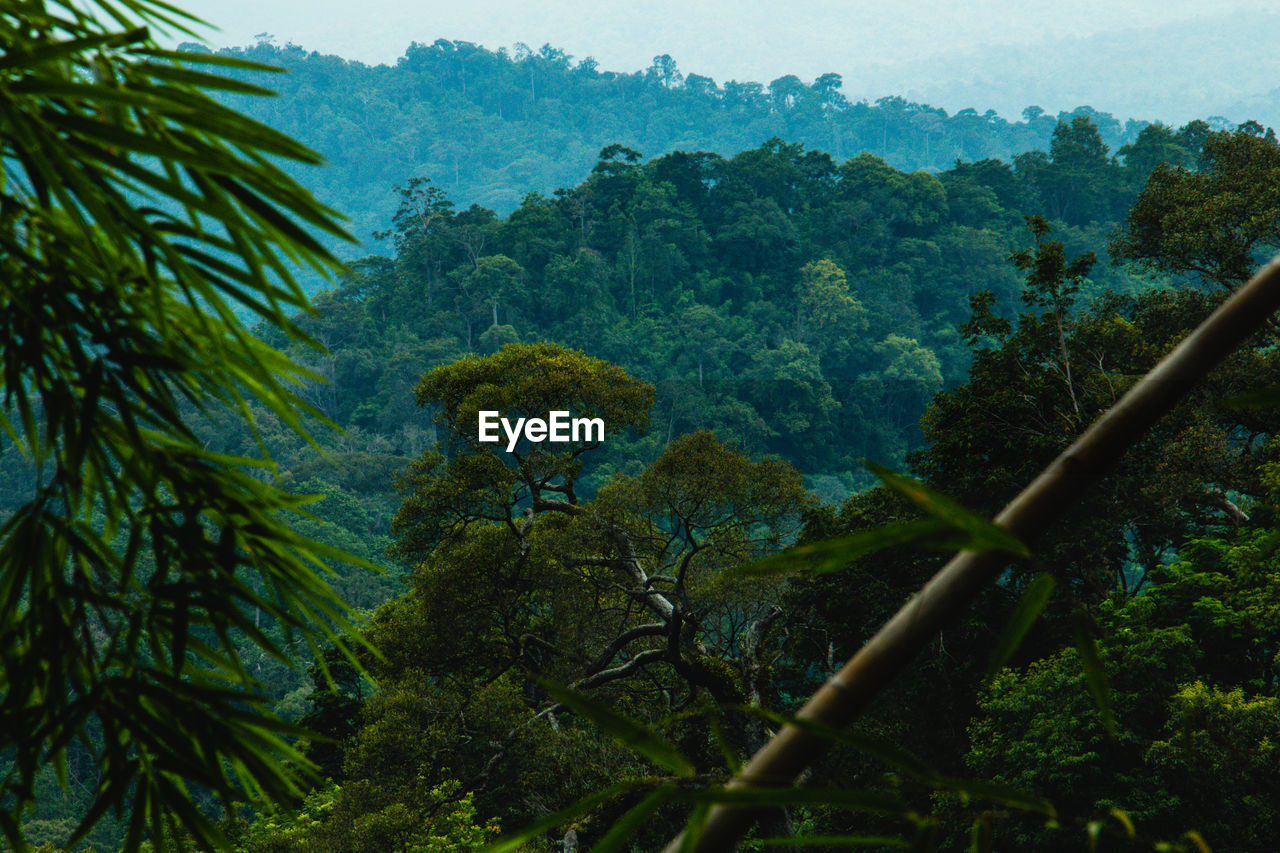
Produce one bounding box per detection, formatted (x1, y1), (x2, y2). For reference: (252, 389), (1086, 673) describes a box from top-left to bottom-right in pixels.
(663, 253), (1280, 852)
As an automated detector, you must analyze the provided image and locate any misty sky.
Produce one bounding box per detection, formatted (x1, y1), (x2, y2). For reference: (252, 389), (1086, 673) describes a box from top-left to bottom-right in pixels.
(167, 0), (1276, 122)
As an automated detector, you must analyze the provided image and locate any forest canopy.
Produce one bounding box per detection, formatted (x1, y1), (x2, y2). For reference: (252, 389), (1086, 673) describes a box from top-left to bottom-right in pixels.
(196, 37), (1161, 248)
(197, 119), (1280, 850)
(6, 5), (1280, 850)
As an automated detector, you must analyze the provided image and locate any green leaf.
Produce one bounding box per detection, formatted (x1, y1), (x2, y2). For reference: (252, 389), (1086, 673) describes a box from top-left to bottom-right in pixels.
(134, 48), (282, 73)
(0, 28), (148, 70)
(677, 786), (910, 815)
(734, 518), (961, 577)
(677, 802), (711, 853)
(934, 777), (1055, 817)
(987, 573), (1056, 677)
(910, 817), (940, 852)
(1183, 830), (1212, 852)
(742, 706), (940, 783)
(1223, 385), (1280, 410)
(590, 785), (679, 853)
(969, 814), (993, 853)
(704, 703), (743, 773)
(755, 836), (911, 848)
(1072, 609), (1116, 736)
(134, 61), (279, 96)
(867, 462), (1030, 558)
(738, 465), (1029, 578)
(0, 4), (369, 848)
(735, 708), (1052, 818)
(484, 783), (639, 853)
(538, 679), (696, 777)
(1109, 808), (1135, 838)
(1087, 820), (1103, 852)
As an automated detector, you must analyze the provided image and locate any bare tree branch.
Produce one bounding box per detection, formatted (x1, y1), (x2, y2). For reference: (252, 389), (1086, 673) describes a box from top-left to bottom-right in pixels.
(576, 649), (668, 691)
(584, 624), (668, 676)
(532, 498), (585, 516)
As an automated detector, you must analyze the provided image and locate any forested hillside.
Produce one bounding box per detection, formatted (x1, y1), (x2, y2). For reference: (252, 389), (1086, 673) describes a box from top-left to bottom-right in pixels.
(9, 7), (1280, 850)
(212, 121), (1280, 852)
(192, 38), (1155, 248)
(235, 115), (1199, 502)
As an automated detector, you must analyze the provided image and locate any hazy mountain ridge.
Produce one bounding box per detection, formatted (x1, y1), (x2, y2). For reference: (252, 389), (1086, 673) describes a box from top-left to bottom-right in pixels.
(203, 39), (1148, 253)
(850, 7), (1280, 126)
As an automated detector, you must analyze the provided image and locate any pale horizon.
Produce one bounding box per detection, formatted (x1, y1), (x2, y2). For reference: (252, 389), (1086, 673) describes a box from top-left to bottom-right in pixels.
(164, 0), (1279, 123)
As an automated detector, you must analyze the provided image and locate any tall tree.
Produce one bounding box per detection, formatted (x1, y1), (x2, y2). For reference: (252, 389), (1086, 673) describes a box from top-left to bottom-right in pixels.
(377, 344), (812, 835)
(1020, 116), (1118, 225)
(1111, 123), (1280, 292)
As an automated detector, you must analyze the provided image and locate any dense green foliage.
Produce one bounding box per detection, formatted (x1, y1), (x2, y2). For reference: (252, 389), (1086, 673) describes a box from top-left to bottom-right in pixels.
(0, 2), (366, 851)
(189, 38), (1167, 250)
(10, 7), (1280, 848)
(230, 116), (1215, 512)
(778, 130), (1280, 848)
(261, 123), (1278, 850)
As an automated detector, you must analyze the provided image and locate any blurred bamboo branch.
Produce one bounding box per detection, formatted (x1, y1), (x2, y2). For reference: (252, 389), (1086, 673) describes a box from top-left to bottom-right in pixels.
(664, 252), (1280, 852)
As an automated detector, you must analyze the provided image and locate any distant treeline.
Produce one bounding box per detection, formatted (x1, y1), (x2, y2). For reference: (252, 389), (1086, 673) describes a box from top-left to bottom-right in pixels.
(194, 38), (1168, 246)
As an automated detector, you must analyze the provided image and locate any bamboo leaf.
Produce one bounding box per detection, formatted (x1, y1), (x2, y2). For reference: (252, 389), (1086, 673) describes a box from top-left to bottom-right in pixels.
(538, 679), (695, 777)
(95, 0), (201, 34)
(1087, 820), (1102, 852)
(590, 785), (679, 853)
(0, 28), (147, 69)
(910, 818), (940, 852)
(935, 777), (1055, 817)
(734, 519), (963, 577)
(739, 467), (1030, 579)
(742, 706), (940, 783)
(677, 803), (711, 853)
(987, 572), (1056, 677)
(0, 4), (367, 848)
(867, 462), (1030, 557)
(677, 786), (909, 815)
(1223, 384), (1280, 409)
(1109, 808), (1135, 838)
(134, 47), (285, 72)
(756, 836), (911, 848)
(484, 783), (639, 853)
(133, 61), (279, 96)
(969, 814), (993, 853)
(704, 703), (743, 773)
(1072, 609), (1115, 736)
(1182, 830), (1211, 853)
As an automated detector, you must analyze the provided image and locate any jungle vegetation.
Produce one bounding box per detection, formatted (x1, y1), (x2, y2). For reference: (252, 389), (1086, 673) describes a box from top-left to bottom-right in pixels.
(193, 37), (1157, 249)
(5, 2), (1280, 851)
